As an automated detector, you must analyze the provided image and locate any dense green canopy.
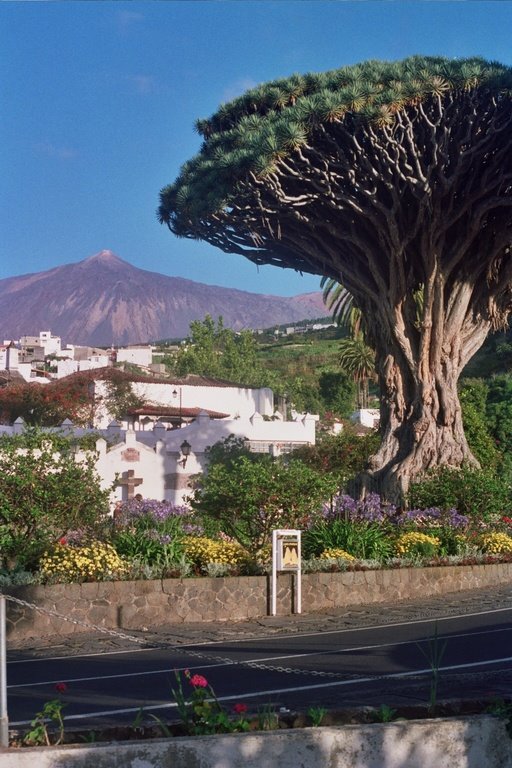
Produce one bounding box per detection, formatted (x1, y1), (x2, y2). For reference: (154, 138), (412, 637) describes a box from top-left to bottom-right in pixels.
(159, 55), (512, 264)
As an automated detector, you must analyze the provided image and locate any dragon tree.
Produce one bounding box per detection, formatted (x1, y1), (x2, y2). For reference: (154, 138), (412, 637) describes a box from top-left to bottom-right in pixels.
(159, 56), (512, 501)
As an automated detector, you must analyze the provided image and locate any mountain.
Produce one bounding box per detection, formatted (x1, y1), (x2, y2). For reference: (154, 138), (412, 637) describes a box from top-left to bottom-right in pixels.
(0, 250), (330, 346)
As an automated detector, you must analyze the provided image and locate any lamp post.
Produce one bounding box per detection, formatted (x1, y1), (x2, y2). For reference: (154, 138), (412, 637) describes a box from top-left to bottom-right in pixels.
(87, 382), (95, 428)
(178, 439), (192, 468)
(172, 387), (182, 428)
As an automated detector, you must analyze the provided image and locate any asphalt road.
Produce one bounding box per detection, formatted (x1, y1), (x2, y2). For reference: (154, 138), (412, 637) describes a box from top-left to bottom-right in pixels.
(7, 594), (512, 731)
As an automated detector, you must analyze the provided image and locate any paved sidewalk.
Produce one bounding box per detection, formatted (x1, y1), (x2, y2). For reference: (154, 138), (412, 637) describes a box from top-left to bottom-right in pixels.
(7, 582), (512, 659)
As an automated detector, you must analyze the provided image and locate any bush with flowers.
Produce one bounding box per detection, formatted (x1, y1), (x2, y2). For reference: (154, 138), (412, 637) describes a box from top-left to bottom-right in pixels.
(393, 507), (470, 555)
(110, 499), (194, 573)
(394, 532), (441, 558)
(182, 536), (252, 573)
(39, 541), (128, 583)
(303, 493), (395, 561)
(172, 669), (250, 735)
(478, 532), (512, 555)
(319, 547), (355, 561)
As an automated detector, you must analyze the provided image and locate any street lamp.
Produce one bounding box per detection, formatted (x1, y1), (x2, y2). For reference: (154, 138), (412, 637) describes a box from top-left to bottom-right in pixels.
(172, 387), (182, 428)
(178, 439), (192, 468)
(87, 382), (95, 429)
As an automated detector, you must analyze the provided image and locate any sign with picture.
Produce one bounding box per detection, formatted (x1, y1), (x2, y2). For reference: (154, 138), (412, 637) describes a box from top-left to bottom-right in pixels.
(271, 529), (302, 616)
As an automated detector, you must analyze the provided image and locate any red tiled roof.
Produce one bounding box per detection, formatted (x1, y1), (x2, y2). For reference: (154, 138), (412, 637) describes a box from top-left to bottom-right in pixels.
(126, 405), (229, 419)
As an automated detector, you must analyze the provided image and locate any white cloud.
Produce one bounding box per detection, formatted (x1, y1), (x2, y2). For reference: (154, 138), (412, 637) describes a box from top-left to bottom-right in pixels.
(221, 77), (259, 103)
(117, 11), (145, 31)
(128, 74), (157, 94)
(34, 142), (77, 160)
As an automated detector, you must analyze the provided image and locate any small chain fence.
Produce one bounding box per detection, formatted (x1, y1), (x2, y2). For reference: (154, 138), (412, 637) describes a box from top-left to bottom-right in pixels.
(5, 592), (512, 682)
(2, 592), (356, 680)
(4, 592), (506, 686)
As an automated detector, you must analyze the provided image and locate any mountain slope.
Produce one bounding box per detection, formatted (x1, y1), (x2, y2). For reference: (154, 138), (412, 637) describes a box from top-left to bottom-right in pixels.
(0, 250), (329, 345)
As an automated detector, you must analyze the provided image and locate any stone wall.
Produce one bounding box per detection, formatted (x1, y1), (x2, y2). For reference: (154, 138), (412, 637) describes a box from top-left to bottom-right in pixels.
(5, 561), (512, 641)
(3, 716), (512, 768)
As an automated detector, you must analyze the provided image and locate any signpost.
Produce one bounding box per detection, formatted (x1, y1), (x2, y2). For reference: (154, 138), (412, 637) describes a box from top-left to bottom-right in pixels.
(0, 596), (8, 747)
(271, 529), (302, 616)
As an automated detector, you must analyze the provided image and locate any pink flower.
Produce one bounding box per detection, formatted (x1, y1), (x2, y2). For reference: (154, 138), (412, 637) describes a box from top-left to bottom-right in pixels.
(189, 674), (208, 688)
(55, 682), (67, 694)
(233, 702), (248, 714)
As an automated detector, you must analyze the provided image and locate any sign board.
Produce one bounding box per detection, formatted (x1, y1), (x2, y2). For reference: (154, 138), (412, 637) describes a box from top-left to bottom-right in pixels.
(271, 529), (302, 616)
(276, 534), (300, 571)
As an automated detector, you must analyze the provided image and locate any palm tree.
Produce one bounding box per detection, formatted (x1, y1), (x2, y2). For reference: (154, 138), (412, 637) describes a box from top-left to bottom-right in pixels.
(321, 277), (365, 338)
(338, 334), (376, 409)
(322, 278), (376, 409)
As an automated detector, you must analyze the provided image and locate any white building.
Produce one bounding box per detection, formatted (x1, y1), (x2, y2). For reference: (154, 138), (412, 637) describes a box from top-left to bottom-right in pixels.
(89, 371), (275, 429)
(0, 343), (19, 371)
(83, 409), (317, 506)
(116, 346), (153, 368)
(19, 331), (62, 359)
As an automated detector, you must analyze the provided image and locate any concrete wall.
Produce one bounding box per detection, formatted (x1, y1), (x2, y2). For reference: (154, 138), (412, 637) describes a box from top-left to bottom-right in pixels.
(2, 716), (512, 768)
(5, 561), (512, 641)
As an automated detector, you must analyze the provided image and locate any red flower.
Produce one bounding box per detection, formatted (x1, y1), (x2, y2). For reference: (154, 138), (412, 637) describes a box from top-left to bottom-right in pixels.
(189, 674), (208, 688)
(233, 702), (248, 714)
(55, 682), (67, 694)
(58, 537), (67, 545)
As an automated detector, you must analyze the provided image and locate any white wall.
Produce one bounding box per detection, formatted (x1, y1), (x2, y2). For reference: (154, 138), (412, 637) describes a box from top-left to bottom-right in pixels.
(117, 347), (153, 367)
(92, 380), (275, 428)
(83, 410), (316, 506)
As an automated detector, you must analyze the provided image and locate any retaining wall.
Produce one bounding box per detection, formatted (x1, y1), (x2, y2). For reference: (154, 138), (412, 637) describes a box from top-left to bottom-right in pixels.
(2, 716), (512, 768)
(5, 561), (512, 641)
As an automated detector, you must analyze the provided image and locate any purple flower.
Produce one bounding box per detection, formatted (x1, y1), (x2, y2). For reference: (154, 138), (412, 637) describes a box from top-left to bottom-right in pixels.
(322, 493), (396, 523)
(115, 499), (192, 526)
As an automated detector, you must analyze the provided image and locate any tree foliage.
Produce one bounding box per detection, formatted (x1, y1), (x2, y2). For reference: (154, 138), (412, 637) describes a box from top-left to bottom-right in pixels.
(159, 55), (512, 500)
(0, 430), (111, 568)
(169, 315), (272, 387)
(0, 378), (92, 426)
(292, 428), (380, 483)
(190, 454), (339, 550)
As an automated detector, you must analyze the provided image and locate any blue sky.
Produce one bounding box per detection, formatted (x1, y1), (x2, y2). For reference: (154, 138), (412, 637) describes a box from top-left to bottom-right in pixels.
(2, 1), (512, 296)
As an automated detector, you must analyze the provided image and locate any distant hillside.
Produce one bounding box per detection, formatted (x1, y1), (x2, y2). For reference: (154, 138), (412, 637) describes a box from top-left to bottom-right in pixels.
(0, 250), (329, 346)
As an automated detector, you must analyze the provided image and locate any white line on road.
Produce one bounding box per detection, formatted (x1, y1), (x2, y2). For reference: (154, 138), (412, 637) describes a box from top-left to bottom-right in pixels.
(8, 624), (512, 689)
(9, 655), (512, 728)
(8, 601), (512, 666)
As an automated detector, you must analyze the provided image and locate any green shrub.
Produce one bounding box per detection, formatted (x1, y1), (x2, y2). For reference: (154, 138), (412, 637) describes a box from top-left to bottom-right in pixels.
(407, 465), (512, 524)
(304, 519), (394, 561)
(292, 427), (380, 481)
(190, 455), (338, 550)
(0, 430), (110, 569)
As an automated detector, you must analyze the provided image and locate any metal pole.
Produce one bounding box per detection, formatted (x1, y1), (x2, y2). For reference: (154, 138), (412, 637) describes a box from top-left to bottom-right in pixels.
(0, 596), (9, 748)
(296, 533), (302, 614)
(271, 530), (277, 616)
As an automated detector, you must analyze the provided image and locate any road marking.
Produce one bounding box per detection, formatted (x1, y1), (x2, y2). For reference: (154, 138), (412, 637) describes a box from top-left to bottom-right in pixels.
(8, 601), (512, 665)
(9, 655), (512, 728)
(8, 624), (512, 689)
(7, 627), (512, 689)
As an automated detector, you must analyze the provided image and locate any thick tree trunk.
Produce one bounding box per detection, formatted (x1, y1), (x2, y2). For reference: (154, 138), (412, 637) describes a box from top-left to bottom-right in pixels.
(355, 288), (492, 505)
